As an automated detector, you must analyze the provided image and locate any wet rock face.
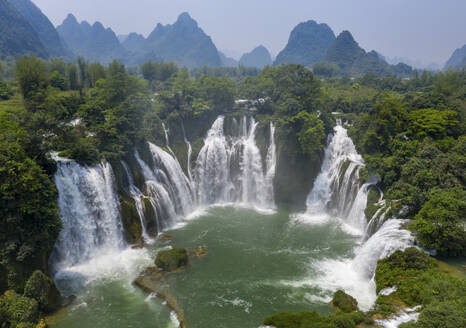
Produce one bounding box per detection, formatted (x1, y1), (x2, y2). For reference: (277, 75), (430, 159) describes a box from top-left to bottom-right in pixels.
(155, 248), (188, 272)
(331, 290), (359, 313)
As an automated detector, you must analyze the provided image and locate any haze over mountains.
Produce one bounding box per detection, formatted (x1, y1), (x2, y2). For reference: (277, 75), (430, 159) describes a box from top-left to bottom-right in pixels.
(0, 0), (464, 74)
(444, 44), (466, 70)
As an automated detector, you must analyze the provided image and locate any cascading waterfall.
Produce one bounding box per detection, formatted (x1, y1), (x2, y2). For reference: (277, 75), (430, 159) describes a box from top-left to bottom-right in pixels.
(298, 122), (413, 310)
(194, 116), (276, 209)
(195, 116), (231, 204)
(50, 159), (125, 273)
(121, 160), (151, 242)
(303, 124), (370, 230)
(264, 122), (277, 207)
(134, 150), (178, 231)
(148, 142), (194, 216)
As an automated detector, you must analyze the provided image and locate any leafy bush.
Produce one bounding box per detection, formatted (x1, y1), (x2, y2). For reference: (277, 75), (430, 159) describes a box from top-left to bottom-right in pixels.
(263, 310), (371, 328)
(0, 291), (39, 327)
(331, 290), (358, 313)
(24, 270), (61, 313)
(411, 188), (466, 256)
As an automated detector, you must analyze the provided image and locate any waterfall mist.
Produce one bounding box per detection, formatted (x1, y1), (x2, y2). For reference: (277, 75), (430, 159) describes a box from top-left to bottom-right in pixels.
(293, 122), (413, 310)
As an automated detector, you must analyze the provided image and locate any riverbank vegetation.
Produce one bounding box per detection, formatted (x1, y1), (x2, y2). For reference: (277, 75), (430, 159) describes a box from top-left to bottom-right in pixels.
(0, 55), (464, 327)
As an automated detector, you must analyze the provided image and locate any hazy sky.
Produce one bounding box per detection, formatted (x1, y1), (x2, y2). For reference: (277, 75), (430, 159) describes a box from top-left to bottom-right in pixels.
(34, 0), (466, 65)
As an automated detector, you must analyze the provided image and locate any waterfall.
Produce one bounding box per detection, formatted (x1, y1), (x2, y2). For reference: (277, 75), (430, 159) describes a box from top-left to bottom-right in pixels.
(302, 124), (371, 231)
(264, 123), (277, 207)
(135, 150), (178, 231)
(194, 116), (276, 209)
(195, 116), (231, 204)
(161, 123), (175, 155)
(121, 160), (151, 242)
(50, 159), (125, 272)
(148, 142), (194, 215)
(353, 219), (413, 279)
(298, 122), (413, 310)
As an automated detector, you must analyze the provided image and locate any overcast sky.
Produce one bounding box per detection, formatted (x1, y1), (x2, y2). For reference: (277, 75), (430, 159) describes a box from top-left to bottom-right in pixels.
(33, 0), (466, 65)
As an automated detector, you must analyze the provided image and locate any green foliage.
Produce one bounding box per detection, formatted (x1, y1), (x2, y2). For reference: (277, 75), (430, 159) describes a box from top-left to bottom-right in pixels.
(24, 270), (61, 313)
(87, 62), (106, 88)
(289, 111), (326, 155)
(263, 310), (372, 328)
(374, 247), (465, 322)
(414, 301), (466, 328)
(0, 113), (60, 291)
(157, 70), (235, 121)
(15, 56), (49, 111)
(376, 248), (436, 292)
(408, 109), (459, 139)
(155, 248), (188, 272)
(141, 61), (179, 89)
(241, 64), (324, 116)
(49, 70), (67, 90)
(0, 291), (39, 327)
(331, 290), (358, 313)
(312, 61), (340, 78)
(411, 188), (466, 256)
(0, 81), (13, 100)
(191, 65), (260, 80)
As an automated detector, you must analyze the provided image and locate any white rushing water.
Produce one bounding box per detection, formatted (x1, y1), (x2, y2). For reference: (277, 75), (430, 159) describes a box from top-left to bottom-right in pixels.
(300, 124), (369, 230)
(51, 159), (125, 273)
(195, 116), (276, 209)
(294, 123), (413, 310)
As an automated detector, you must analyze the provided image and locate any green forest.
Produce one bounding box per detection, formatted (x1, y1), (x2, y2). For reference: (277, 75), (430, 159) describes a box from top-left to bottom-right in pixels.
(0, 56), (465, 328)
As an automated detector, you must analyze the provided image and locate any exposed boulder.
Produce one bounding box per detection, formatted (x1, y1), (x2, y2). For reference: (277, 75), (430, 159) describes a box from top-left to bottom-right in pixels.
(331, 290), (358, 313)
(155, 248), (188, 272)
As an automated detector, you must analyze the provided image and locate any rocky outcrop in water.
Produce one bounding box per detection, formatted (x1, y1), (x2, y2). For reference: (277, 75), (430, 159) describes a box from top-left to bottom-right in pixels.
(134, 246), (207, 328)
(331, 290), (359, 313)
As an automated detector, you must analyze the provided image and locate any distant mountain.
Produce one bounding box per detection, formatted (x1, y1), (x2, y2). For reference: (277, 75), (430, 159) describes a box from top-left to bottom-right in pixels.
(378, 54), (441, 71)
(142, 12), (221, 68)
(57, 14), (127, 64)
(239, 45), (272, 68)
(219, 51), (238, 67)
(121, 32), (145, 52)
(0, 0), (47, 58)
(274, 20), (335, 67)
(7, 0), (72, 58)
(319, 31), (412, 77)
(444, 44), (466, 69)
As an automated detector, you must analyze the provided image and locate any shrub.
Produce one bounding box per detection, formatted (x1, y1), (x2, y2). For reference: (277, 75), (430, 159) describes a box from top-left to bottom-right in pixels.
(24, 270), (61, 313)
(0, 291), (39, 327)
(411, 188), (466, 257)
(331, 290), (358, 313)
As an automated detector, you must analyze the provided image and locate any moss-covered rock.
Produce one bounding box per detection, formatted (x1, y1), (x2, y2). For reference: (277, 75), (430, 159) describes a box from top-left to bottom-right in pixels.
(119, 198), (143, 245)
(274, 125), (322, 210)
(24, 270), (61, 313)
(142, 197), (158, 236)
(365, 187), (381, 221)
(155, 248), (188, 272)
(331, 290), (358, 313)
(0, 290), (39, 327)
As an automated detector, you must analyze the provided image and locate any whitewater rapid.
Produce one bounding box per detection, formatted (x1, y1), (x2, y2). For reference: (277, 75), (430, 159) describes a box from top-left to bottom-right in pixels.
(292, 123), (413, 310)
